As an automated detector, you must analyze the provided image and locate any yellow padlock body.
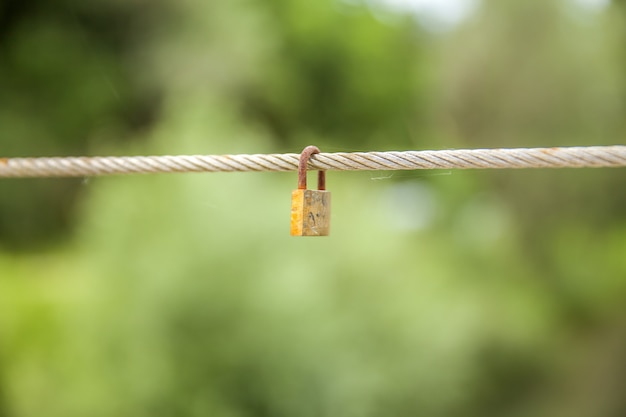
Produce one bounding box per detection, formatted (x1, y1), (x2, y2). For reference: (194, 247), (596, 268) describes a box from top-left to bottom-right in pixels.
(290, 189), (331, 236)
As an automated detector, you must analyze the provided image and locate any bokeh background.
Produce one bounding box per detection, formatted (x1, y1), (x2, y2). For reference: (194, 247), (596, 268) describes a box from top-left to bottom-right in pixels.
(1, 0), (626, 415)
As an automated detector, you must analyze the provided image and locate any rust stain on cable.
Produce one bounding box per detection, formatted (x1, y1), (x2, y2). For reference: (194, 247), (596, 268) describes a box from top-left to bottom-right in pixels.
(541, 148), (559, 154)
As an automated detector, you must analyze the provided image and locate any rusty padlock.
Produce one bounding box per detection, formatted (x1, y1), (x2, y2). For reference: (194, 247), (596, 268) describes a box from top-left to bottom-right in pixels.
(290, 146), (331, 236)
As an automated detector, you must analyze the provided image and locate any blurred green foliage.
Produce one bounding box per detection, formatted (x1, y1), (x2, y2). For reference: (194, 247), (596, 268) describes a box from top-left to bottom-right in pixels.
(1, 0), (626, 416)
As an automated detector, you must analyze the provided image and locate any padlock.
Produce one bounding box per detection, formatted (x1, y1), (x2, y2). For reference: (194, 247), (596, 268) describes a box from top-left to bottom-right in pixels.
(291, 146), (331, 236)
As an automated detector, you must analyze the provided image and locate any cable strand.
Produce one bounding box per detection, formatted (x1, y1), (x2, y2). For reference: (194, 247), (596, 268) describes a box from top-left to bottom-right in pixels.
(0, 146), (625, 178)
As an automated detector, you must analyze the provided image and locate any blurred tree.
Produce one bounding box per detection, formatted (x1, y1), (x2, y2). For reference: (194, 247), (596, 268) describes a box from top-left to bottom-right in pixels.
(0, 0), (162, 249)
(240, 0), (432, 149)
(441, 0), (622, 148)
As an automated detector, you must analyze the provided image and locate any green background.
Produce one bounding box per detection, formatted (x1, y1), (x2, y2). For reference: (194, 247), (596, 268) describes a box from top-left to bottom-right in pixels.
(1, 0), (626, 415)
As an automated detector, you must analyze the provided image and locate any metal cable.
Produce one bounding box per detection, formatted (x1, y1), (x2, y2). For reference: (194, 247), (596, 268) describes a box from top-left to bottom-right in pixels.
(0, 146), (625, 178)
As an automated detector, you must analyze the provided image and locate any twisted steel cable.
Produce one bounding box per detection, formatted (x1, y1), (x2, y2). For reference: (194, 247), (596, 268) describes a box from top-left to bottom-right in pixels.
(0, 146), (625, 178)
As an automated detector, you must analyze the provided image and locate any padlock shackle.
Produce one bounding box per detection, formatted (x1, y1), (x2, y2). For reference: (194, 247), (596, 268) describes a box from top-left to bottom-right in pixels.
(298, 145), (326, 190)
